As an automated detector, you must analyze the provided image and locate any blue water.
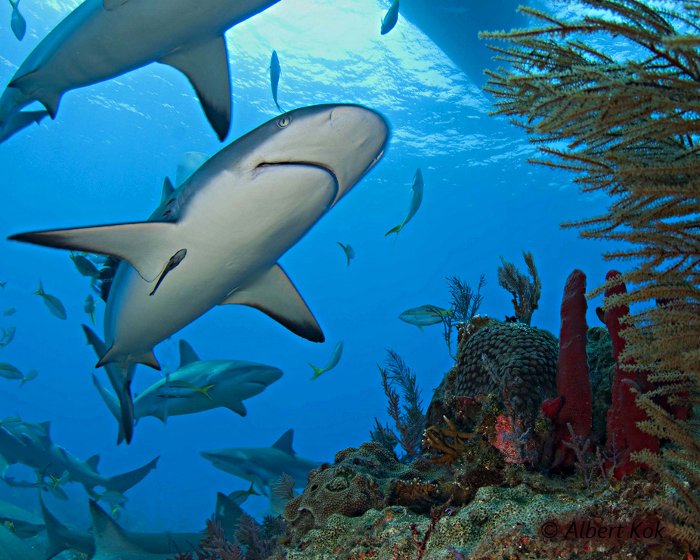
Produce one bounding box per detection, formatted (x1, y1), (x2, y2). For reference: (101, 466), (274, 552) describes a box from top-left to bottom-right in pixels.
(0, 0), (619, 536)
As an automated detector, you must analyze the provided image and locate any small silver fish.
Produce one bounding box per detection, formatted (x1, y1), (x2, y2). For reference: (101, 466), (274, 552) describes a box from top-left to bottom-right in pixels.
(399, 304), (451, 330)
(386, 168), (423, 236)
(309, 341), (343, 380)
(270, 50), (283, 112)
(380, 0), (399, 35)
(84, 294), (96, 324)
(336, 242), (355, 266)
(34, 281), (67, 320)
(70, 252), (100, 277)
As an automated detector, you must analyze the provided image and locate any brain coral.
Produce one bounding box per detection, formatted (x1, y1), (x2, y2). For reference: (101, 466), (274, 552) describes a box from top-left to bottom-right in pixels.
(428, 321), (558, 427)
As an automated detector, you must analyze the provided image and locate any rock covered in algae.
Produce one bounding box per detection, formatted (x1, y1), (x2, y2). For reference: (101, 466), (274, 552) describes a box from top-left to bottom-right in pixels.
(279, 480), (684, 560)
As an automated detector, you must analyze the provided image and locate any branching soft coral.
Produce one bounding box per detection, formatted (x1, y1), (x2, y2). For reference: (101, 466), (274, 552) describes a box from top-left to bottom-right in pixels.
(370, 350), (426, 461)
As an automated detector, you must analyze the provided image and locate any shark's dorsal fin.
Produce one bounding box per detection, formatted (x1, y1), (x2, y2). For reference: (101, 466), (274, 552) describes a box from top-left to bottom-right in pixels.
(90, 500), (155, 558)
(10, 221), (178, 283)
(86, 454), (100, 471)
(272, 429), (295, 455)
(222, 264), (324, 343)
(178, 339), (200, 368)
(103, 0), (128, 10)
(160, 36), (231, 141)
(161, 177), (175, 204)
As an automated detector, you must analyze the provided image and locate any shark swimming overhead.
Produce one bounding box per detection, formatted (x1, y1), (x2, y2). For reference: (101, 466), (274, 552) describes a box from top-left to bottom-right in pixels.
(10, 103), (388, 440)
(0, 0), (281, 143)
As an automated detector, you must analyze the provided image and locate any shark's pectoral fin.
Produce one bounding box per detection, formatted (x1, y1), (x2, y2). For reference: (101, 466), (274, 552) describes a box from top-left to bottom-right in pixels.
(222, 264), (324, 343)
(7, 71), (62, 119)
(227, 401), (247, 417)
(9, 221), (178, 283)
(103, 0), (128, 10)
(160, 36), (231, 141)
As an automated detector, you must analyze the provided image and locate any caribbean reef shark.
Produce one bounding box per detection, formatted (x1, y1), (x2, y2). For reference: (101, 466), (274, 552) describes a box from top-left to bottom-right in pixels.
(88, 327), (283, 443)
(200, 429), (322, 496)
(0, 0), (280, 143)
(0, 524), (41, 560)
(399, 0), (526, 86)
(10, 103), (388, 443)
(0, 498), (43, 539)
(0, 417), (158, 501)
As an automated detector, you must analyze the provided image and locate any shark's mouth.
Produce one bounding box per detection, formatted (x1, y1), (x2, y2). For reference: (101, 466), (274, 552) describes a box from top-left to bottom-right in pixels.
(255, 161), (340, 192)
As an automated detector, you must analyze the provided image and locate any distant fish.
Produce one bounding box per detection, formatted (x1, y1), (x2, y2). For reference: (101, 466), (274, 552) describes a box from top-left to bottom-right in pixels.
(21, 369), (38, 385)
(0, 362), (22, 380)
(227, 481), (260, 506)
(308, 341), (343, 380)
(84, 294), (96, 324)
(385, 168), (423, 236)
(8, 0), (26, 41)
(0, 326), (15, 348)
(34, 281), (67, 320)
(175, 151), (209, 186)
(3, 307), (15, 316)
(399, 304), (450, 330)
(0, 281), (5, 288)
(70, 252), (100, 277)
(336, 242), (355, 266)
(380, 0), (399, 35)
(270, 50), (283, 112)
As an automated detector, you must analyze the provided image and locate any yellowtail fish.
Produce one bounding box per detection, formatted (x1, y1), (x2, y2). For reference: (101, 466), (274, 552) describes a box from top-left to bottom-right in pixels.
(309, 341), (343, 380)
(336, 242), (355, 266)
(385, 168), (423, 236)
(399, 304), (450, 330)
(34, 282), (66, 320)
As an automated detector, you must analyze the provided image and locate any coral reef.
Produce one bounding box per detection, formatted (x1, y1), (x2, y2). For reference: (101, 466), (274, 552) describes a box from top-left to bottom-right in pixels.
(483, 0), (700, 549)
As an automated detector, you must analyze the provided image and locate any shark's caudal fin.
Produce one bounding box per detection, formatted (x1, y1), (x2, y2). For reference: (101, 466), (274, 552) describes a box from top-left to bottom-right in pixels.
(40, 496), (95, 560)
(102, 456), (159, 495)
(160, 36), (231, 141)
(222, 264), (324, 343)
(83, 325), (137, 444)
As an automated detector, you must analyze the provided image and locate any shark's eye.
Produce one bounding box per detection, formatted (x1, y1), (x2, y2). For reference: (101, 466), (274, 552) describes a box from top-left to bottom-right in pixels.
(277, 115), (291, 128)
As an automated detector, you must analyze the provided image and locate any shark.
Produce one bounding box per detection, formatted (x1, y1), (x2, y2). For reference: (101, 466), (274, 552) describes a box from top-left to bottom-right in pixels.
(0, 0), (281, 143)
(89, 328), (284, 443)
(10, 103), (388, 443)
(0, 498), (44, 539)
(0, 524), (41, 560)
(200, 429), (322, 496)
(0, 417), (158, 501)
(399, 0), (526, 86)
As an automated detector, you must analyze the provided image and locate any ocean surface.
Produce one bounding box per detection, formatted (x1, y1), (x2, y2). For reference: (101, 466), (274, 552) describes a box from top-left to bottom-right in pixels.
(0, 0), (622, 537)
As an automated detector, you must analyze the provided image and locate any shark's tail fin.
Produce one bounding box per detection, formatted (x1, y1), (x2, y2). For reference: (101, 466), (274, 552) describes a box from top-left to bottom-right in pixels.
(82, 325), (136, 444)
(102, 456), (159, 496)
(92, 374), (128, 443)
(40, 496), (95, 560)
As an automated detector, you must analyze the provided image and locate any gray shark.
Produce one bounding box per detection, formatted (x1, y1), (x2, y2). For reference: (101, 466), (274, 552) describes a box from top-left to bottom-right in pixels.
(40, 497), (95, 560)
(10, 104), (388, 442)
(0, 0), (281, 143)
(0, 524), (41, 560)
(0, 498), (43, 539)
(89, 329), (283, 443)
(0, 417), (158, 500)
(400, 0), (527, 86)
(201, 429), (322, 496)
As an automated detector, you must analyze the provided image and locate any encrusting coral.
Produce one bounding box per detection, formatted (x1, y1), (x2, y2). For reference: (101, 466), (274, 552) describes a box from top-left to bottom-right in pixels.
(482, 0), (700, 549)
